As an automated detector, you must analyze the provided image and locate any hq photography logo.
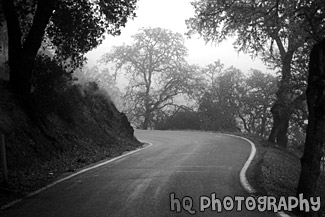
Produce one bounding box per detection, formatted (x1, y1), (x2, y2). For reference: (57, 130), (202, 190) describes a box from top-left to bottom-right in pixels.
(170, 193), (321, 215)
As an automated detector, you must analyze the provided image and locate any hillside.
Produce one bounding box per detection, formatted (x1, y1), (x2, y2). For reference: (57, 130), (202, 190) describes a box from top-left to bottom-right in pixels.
(0, 79), (142, 207)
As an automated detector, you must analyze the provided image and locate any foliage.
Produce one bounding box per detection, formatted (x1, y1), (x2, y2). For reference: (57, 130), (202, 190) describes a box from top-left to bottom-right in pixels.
(198, 65), (243, 132)
(0, 76), (140, 206)
(1, 0), (137, 68)
(238, 70), (277, 137)
(101, 27), (200, 129)
(27, 54), (75, 122)
(151, 59), (278, 135)
(74, 66), (123, 110)
(186, 0), (325, 147)
(194, 60), (277, 134)
(201, 60), (224, 87)
(31, 54), (72, 97)
(186, 0), (325, 58)
(155, 109), (201, 130)
(46, 0), (137, 68)
(1, 0), (138, 93)
(199, 91), (238, 131)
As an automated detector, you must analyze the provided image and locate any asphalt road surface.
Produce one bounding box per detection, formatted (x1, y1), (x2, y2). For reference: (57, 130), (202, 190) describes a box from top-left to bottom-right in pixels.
(1, 130), (277, 217)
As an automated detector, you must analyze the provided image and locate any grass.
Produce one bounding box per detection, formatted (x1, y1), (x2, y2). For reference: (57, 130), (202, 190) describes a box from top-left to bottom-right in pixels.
(241, 133), (325, 217)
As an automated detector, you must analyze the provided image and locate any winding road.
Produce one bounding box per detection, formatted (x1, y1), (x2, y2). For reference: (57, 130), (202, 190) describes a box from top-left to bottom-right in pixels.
(1, 130), (277, 216)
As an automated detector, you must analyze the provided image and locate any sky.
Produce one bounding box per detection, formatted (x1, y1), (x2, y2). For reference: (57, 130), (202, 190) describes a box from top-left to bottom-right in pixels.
(85, 0), (272, 84)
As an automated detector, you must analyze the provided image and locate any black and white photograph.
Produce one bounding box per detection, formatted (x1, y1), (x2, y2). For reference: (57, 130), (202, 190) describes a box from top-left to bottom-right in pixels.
(0, 0), (325, 216)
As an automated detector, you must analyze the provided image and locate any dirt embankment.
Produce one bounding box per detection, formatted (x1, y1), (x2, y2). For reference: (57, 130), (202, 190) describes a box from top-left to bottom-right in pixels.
(0, 80), (141, 207)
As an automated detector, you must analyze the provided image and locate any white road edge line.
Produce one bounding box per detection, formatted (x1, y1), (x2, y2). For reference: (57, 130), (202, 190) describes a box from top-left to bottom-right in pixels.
(223, 134), (293, 217)
(222, 134), (256, 194)
(1, 140), (153, 211)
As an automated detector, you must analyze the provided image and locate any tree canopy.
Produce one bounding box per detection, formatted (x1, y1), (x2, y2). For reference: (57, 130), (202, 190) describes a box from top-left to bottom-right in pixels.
(186, 0), (325, 56)
(186, 0), (325, 147)
(0, 0), (137, 94)
(238, 69), (277, 137)
(196, 62), (277, 134)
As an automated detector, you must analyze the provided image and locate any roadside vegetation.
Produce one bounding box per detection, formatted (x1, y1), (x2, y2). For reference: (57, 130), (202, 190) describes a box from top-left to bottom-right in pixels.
(242, 133), (325, 216)
(0, 56), (141, 207)
(0, 0), (140, 208)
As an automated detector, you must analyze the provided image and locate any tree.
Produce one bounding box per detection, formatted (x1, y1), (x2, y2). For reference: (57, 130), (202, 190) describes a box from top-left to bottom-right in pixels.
(296, 38), (325, 217)
(186, 0), (325, 147)
(238, 70), (277, 137)
(201, 60), (224, 87)
(191, 59), (276, 134)
(0, 0), (137, 95)
(153, 106), (201, 130)
(101, 27), (197, 129)
(198, 66), (243, 132)
(74, 66), (123, 109)
(31, 54), (72, 99)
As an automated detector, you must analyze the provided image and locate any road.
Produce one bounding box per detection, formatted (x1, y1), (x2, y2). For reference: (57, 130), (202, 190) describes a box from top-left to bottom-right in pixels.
(1, 130), (277, 217)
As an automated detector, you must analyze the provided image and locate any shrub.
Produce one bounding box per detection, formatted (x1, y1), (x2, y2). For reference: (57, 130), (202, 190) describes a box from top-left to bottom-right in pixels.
(31, 54), (72, 97)
(155, 110), (201, 130)
(29, 55), (75, 118)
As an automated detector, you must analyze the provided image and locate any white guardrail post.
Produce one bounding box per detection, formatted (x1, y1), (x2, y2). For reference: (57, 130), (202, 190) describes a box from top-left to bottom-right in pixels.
(0, 134), (8, 185)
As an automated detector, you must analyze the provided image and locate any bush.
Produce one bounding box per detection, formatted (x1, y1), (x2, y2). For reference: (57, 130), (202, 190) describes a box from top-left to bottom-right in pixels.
(31, 55), (72, 97)
(155, 110), (201, 130)
(29, 55), (74, 118)
(0, 80), (29, 133)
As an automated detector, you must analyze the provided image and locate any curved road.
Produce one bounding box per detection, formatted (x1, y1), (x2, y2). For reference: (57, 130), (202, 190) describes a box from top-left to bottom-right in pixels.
(1, 130), (276, 217)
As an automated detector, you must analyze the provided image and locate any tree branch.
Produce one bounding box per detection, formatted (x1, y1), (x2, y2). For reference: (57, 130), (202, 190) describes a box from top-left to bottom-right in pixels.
(2, 0), (23, 60)
(23, 0), (56, 58)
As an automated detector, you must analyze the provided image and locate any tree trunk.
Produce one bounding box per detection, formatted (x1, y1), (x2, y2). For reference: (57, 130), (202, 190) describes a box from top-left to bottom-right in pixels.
(268, 52), (293, 148)
(9, 53), (34, 95)
(142, 114), (150, 130)
(296, 39), (325, 217)
(269, 103), (290, 146)
(2, 0), (55, 95)
(269, 101), (282, 142)
(259, 109), (267, 138)
(142, 108), (152, 130)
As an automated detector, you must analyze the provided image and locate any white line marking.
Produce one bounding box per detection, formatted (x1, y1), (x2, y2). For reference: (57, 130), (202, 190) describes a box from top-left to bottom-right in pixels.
(222, 134), (294, 217)
(223, 134), (256, 194)
(1, 140), (153, 210)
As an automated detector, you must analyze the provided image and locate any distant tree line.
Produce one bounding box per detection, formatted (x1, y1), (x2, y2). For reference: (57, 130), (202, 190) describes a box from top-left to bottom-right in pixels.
(100, 27), (307, 150)
(154, 63), (279, 137)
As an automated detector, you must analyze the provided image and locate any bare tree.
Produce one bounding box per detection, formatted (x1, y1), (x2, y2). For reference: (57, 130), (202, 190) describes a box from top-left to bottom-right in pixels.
(101, 27), (198, 129)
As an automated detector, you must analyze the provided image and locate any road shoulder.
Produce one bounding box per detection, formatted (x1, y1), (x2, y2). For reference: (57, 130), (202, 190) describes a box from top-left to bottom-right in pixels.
(225, 133), (305, 217)
(1, 141), (152, 210)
